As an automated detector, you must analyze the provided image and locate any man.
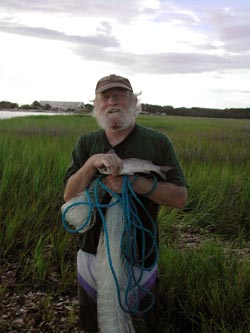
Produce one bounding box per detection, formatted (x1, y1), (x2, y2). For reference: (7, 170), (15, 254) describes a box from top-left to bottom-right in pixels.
(64, 74), (187, 332)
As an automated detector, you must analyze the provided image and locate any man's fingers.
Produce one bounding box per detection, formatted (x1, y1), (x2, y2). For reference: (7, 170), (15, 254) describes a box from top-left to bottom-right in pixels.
(100, 154), (123, 176)
(103, 175), (123, 194)
(101, 158), (112, 168)
(118, 159), (123, 173)
(108, 162), (119, 176)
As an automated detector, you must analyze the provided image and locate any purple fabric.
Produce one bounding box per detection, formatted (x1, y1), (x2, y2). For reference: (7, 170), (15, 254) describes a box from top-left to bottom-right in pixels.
(138, 269), (158, 300)
(77, 268), (158, 304)
(77, 272), (97, 302)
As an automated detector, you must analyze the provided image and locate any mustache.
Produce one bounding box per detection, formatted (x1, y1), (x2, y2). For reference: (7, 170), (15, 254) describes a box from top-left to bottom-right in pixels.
(106, 108), (122, 113)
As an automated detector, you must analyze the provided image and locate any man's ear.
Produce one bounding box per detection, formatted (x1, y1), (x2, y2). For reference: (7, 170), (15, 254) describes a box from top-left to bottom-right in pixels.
(131, 94), (137, 106)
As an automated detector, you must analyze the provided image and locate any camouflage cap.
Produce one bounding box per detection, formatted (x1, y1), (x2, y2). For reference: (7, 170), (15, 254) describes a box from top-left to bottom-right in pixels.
(95, 74), (133, 94)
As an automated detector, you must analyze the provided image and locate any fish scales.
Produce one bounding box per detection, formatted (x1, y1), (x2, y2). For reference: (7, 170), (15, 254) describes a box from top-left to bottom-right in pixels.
(99, 158), (172, 180)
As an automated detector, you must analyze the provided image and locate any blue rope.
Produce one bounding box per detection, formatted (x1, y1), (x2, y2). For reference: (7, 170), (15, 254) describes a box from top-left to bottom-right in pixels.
(62, 175), (158, 314)
(61, 176), (120, 233)
(119, 176), (158, 314)
(61, 188), (93, 234)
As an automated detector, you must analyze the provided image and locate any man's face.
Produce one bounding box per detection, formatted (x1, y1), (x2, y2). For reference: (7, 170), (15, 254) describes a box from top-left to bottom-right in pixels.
(94, 88), (136, 131)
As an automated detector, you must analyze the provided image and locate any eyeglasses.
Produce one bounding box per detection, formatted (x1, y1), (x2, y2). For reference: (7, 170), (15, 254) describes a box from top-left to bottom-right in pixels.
(99, 91), (129, 102)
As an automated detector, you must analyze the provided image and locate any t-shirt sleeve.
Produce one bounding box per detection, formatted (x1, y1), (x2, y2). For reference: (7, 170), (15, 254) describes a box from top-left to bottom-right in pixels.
(63, 136), (88, 187)
(160, 135), (187, 187)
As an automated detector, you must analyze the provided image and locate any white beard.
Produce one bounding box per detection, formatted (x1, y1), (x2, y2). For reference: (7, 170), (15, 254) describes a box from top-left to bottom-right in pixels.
(94, 108), (136, 132)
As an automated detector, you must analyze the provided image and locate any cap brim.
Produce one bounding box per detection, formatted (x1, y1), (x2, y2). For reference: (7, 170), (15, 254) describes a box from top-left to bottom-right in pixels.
(95, 82), (133, 94)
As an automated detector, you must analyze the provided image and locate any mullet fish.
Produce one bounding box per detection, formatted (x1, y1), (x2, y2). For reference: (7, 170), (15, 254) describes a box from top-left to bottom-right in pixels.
(99, 158), (173, 180)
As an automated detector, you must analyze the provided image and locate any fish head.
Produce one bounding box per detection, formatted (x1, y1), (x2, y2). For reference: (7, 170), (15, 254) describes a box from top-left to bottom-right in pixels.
(98, 166), (111, 175)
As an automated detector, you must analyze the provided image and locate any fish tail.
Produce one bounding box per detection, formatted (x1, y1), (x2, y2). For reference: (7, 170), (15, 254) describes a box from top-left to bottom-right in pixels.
(160, 166), (173, 172)
(157, 166), (173, 180)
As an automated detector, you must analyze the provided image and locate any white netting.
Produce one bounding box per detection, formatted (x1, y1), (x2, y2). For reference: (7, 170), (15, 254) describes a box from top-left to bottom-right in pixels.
(61, 191), (95, 233)
(96, 199), (135, 333)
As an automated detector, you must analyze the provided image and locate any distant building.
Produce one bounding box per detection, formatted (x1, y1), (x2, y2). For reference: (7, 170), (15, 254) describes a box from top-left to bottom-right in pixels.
(39, 101), (84, 110)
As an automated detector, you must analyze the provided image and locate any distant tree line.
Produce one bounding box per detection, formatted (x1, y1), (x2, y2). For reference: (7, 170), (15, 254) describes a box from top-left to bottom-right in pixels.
(0, 101), (19, 109)
(1, 100), (249, 119)
(0, 100), (88, 112)
(0, 100), (49, 110)
(141, 104), (250, 119)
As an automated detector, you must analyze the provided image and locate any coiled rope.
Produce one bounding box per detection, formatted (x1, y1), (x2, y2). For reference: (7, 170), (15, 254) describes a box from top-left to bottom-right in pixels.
(62, 175), (158, 314)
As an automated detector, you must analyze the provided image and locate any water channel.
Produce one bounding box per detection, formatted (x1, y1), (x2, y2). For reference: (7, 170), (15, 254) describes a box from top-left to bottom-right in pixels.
(0, 110), (73, 119)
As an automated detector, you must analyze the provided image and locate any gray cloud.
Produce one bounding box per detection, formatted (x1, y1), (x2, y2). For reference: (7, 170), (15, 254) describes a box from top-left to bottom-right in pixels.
(0, 0), (249, 75)
(155, 1), (250, 53)
(0, 20), (120, 48)
(1, 18), (249, 75)
(217, 21), (250, 53)
(0, 0), (141, 22)
(73, 41), (250, 74)
(196, 2), (250, 53)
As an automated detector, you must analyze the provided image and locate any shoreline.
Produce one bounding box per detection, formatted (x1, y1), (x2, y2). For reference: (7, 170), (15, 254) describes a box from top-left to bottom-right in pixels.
(0, 109), (76, 113)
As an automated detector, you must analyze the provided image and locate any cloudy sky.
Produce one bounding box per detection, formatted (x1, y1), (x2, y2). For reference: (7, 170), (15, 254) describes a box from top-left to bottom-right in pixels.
(0, 0), (249, 109)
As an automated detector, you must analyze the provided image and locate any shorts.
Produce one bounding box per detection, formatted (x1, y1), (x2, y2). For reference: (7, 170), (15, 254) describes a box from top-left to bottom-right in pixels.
(77, 250), (160, 333)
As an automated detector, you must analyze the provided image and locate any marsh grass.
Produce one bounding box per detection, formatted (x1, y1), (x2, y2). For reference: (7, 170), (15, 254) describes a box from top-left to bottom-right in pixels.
(159, 242), (250, 332)
(0, 114), (250, 330)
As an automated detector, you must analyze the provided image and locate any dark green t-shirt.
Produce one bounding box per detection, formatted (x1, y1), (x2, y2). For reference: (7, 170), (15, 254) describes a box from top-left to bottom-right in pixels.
(64, 124), (187, 266)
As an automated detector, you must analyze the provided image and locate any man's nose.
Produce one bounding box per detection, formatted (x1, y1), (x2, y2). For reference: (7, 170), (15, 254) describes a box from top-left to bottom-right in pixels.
(108, 95), (117, 105)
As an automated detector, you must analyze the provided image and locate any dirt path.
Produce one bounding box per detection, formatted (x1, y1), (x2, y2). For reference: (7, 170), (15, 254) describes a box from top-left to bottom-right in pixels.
(0, 257), (79, 333)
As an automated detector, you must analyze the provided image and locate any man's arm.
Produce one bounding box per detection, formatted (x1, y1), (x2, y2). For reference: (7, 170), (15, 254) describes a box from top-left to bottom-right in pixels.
(103, 175), (187, 209)
(63, 153), (123, 202)
(134, 177), (187, 208)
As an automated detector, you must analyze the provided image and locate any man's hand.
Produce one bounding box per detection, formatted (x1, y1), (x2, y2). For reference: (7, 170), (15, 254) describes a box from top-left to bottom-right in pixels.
(102, 175), (124, 193)
(90, 152), (123, 176)
(64, 152), (122, 202)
